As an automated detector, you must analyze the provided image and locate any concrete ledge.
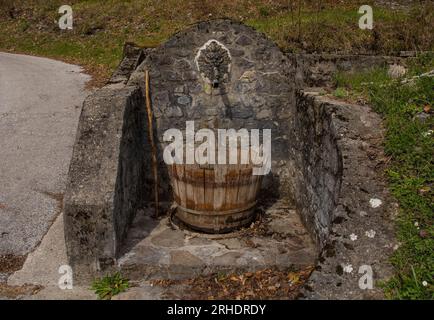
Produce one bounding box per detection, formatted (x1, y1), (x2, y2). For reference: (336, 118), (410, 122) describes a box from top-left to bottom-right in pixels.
(64, 84), (148, 282)
(298, 92), (396, 299)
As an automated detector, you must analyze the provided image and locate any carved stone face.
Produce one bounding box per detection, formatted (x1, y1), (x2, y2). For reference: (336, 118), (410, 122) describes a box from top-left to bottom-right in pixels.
(196, 40), (231, 89)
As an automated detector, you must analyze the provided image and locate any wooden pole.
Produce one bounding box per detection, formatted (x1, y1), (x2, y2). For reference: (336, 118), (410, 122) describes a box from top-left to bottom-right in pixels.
(145, 70), (159, 218)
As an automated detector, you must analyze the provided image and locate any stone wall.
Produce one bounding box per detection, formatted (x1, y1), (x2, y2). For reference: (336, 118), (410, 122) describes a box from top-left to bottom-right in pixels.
(128, 19), (298, 201)
(288, 92), (343, 248)
(288, 53), (406, 88)
(108, 43), (149, 85)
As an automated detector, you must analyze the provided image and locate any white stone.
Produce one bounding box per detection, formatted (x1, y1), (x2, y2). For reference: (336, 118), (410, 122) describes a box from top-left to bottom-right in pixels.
(359, 211), (368, 217)
(388, 64), (407, 79)
(365, 229), (376, 238)
(369, 198), (382, 208)
(343, 264), (353, 273)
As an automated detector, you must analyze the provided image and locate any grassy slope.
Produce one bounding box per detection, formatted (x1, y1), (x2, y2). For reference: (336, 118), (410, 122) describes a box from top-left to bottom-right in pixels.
(0, 0), (433, 84)
(335, 54), (434, 299)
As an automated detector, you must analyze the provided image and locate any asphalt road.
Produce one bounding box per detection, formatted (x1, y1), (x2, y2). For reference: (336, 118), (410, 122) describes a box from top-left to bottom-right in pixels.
(0, 52), (90, 256)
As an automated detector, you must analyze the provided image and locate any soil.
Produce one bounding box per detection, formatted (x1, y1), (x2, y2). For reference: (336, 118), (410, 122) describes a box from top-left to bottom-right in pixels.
(0, 254), (26, 274)
(0, 283), (42, 299)
(152, 266), (315, 300)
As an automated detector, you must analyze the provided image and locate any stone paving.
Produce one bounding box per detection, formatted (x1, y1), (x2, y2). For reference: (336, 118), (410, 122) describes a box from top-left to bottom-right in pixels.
(118, 200), (317, 281)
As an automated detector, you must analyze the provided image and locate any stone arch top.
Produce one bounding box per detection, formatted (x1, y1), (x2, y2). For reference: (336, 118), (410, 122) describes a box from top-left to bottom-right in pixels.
(128, 19), (298, 199)
(129, 19), (297, 134)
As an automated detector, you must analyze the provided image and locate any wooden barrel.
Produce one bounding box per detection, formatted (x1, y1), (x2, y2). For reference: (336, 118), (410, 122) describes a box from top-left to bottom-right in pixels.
(167, 162), (263, 233)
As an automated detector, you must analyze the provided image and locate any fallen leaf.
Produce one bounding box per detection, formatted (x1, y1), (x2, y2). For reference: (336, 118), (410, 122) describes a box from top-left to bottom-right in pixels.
(287, 273), (300, 285)
(418, 186), (430, 194)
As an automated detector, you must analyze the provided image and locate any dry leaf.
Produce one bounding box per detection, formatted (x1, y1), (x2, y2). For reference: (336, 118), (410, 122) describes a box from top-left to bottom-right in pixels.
(287, 272), (300, 284)
(418, 186), (430, 194)
(152, 267), (312, 300)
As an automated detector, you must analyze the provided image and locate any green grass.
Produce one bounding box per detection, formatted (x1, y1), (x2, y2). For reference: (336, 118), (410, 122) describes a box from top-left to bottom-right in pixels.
(335, 53), (434, 299)
(247, 6), (410, 53)
(1, 1), (433, 84)
(91, 272), (130, 300)
(333, 87), (349, 99)
(335, 67), (389, 93)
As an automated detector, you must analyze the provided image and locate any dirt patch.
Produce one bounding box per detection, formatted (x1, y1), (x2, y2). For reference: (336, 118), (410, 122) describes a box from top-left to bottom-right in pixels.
(80, 63), (109, 89)
(152, 267), (314, 300)
(0, 283), (42, 299)
(0, 254), (26, 273)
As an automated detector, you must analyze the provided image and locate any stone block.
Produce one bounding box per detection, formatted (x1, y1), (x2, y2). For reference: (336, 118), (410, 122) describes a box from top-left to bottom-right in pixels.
(63, 85), (148, 282)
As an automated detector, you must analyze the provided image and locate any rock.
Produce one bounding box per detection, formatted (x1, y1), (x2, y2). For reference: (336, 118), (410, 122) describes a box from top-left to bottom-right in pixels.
(413, 112), (431, 124)
(217, 238), (244, 250)
(165, 105), (183, 118)
(256, 109), (271, 119)
(151, 229), (185, 248)
(111, 283), (163, 300)
(170, 251), (203, 267)
(369, 198), (382, 208)
(213, 252), (242, 266)
(387, 64), (407, 79)
(235, 35), (252, 46)
(176, 95), (191, 105)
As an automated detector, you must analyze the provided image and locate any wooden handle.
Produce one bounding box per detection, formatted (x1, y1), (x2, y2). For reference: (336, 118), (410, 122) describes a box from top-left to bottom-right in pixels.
(145, 70), (159, 218)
